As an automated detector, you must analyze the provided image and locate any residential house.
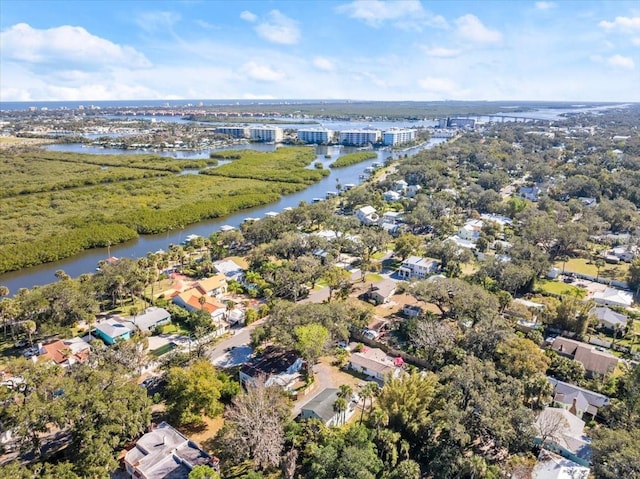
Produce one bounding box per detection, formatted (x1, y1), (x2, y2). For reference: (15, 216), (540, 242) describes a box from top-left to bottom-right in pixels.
(550, 337), (619, 377)
(365, 279), (396, 305)
(608, 245), (637, 263)
(405, 184), (421, 198)
(457, 219), (483, 242)
(213, 259), (245, 282)
(590, 306), (628, 331)
(393, 179), (408, 193)
(398, 256), (439, 280)
(547, 377), (610, 420)
(123, 421), (216, 479)
(480, 213), (513, 227)
(519, 186), (542, 202)
(348, 347), (403, 381)
(355, 206), (380, 226)
(534, 407), (591, 467)
(194, 274), (227, 298)
(94, 318), (135, 345)
(382, 211), (403, 224)
(593, 287), (634, 308)
(239, 346), (303, 389)
(532, 449), (590, 479)
(122, 307), (171, 333)
(382, 190), (401, 202)
(173, 289), (227, 322)
(299, 388), (357, 426)
(38, 338), (90, 367)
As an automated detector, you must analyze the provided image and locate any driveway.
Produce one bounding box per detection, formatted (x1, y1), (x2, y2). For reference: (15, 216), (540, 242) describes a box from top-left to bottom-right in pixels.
(212, 345), (253, 368)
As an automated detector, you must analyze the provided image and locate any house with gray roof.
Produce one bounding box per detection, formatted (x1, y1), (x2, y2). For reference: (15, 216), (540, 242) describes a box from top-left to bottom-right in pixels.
(123, 307), (171, 333)
(590, 306), (628, 331)
(535, 407), (591, 467)
(365, 279), (397, 305)
(547, 377), (610, 420)
(299, 388), (356, 426)
(94, 318), (135, 345)
(123, 421), (216, 479)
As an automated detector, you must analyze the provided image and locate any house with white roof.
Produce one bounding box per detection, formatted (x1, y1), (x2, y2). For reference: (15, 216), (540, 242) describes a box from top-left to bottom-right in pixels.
(94, 319), (135, 345)
(213, 258), (245, 282)
(123, 421), (215, 479)
(457, 219), (483, 241)
(593, 287), (633, 308)
(590, 306), (628, 331)
(535, 407), (591, 467)
(383, 190), (402, 202)
(398, 256), (439, 280)
(355, 206), (379, 226)
(532, 449), (589, 479)
(348, 347), (403, 381)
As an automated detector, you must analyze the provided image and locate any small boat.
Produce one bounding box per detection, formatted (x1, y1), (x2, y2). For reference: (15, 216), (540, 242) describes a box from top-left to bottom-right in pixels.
(343, 183), (356, 190)
(220, 225), (235, 232)
(264, 211), (279, 218)
(312, 198), (323, 203)
(326, 191), (338, 198)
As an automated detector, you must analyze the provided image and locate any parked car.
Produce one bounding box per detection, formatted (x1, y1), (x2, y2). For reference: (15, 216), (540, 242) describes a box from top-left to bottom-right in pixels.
(14, 339), (28, 348)
(23, 347), (39, 358)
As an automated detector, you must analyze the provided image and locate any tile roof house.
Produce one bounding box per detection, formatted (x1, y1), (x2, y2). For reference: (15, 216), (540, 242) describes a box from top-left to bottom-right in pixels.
(532, 449), (590, 479)
(239, 346), (303, 390)
(592, 287), (634, 308)
(348, 347), (403, 381)
(398, 256), (439, 280)
(534, 407), (591, 467)
(299, 388), (356, 426)
(194, 274), (227, 298)
(547, 377), (610, 420)
(94, 318), (135, 345)
(365, 279), (397, 305)
(550, 337), (619, 378)
(173, 289), (227, 322)
(123, 421), (216, 479)
(38, 338), (90, 367)
(590, 306), (628, 331)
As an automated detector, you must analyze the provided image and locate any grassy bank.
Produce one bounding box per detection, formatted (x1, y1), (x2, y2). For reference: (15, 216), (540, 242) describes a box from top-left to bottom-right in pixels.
(330, 151), (377, 168)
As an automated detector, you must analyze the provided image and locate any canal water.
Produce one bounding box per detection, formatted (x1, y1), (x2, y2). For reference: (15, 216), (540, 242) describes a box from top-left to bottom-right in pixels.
(0, 138), (447, 292)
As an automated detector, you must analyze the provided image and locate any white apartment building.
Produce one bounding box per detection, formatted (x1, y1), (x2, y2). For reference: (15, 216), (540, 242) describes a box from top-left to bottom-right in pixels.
(248, 126), (284, 142)
(215, 126), (248, 138)
(382, 129), (416, 146)
(297, 128), (334, 144)
(339, 129), (381, 146)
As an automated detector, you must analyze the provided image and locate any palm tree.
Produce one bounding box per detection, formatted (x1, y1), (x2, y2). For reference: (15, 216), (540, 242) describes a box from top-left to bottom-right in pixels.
(595, 258), (605, 282)
(198, 296), (207, 311)
(558, 255), (570, 276)
(360, 382), (379, 424)
(333, 397), (348, 426)
(23, 320), (36, 346)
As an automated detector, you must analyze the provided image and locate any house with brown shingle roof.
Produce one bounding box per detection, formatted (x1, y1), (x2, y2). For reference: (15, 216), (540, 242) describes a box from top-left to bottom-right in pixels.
(550, 337), (618, 378)
(38, 338), (90, 367)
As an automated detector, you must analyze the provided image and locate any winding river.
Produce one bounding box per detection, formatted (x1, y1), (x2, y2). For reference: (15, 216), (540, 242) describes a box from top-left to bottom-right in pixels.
(0, 138), (447, 292)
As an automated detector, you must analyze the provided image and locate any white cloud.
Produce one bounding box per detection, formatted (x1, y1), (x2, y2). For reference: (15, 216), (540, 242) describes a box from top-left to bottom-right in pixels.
(535, 2), (556, 11)
(240, 61), (285, 82)
(0, 23), (151, 69)
(599, 16), (640, 34)
(417, 77), (468, 98)
(608, 54), (635, 70)
(136, 11), (181, 33)
(313, 56), (335, 72)
(336, 0), (447, 29)
(254, 10), (300, 45)
(240, 10), (257, 23)
(633, 37), (640, 46)
(421, 46), (462, 58)
(455, 14), (502, 44)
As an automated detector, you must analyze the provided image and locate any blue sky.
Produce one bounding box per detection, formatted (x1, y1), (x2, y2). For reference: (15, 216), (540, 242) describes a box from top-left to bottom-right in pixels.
(1, 1), (638, 102)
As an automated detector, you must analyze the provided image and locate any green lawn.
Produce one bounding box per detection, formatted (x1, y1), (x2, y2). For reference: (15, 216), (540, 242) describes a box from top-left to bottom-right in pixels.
(537, 279), (587, 299)
(364, 273), (384, 283)
(157, 322), (190, 336)
(555, 258), (630, 281)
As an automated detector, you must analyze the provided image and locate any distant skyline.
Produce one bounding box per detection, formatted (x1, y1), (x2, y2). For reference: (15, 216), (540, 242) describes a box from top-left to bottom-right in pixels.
(1, 1), (638, 102)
